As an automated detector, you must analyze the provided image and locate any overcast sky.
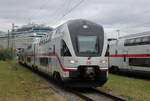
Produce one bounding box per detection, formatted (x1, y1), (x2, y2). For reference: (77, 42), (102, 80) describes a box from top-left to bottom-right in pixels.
(0, 0), (150, 38)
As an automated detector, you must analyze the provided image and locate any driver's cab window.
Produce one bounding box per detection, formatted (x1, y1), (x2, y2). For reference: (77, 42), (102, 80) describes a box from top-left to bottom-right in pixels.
(61, 40), (71, 56)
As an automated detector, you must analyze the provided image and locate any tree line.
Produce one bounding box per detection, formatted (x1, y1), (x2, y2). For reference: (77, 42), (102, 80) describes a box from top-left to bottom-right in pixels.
(0, 46), (13, 60)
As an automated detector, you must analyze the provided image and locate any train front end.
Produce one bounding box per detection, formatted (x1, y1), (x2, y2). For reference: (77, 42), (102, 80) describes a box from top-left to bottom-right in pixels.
(61, 19), (108, 87)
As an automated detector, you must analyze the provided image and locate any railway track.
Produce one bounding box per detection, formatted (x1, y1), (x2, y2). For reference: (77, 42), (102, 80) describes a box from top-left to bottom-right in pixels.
(68, 88), (128, 101)
(35, 71), (128, 101)
(21, 64), (128, 101)
(92, 88), (128, 101)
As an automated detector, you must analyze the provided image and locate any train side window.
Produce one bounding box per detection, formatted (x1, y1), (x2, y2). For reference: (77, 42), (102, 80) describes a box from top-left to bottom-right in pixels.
(125, 36), (150, 46)
(40, 57), (48, 66)
(124, 39), (135, 46)
(105, 45), (109, 56)
(141, 36), (150, 45)
(142, 37), (149, 42)
(123, 56), (126, 62)
(27, 57), (31, 63)
(115, 50), (118, 55)
(125, 39), (135, 46)
(148, 36), (150, 44)
(53, 45), (55, 54)
(124, 39), (130, 46)
(49, 58), (51, 63)
(129, 58), (150, 67)
(135, 38), (142, 45)
(61, 40), (71, 56)
(130, 39), (136, 45)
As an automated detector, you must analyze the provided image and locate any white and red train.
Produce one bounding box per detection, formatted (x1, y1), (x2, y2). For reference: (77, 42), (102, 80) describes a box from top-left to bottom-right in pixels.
(109, 31), (150, 74)
(19, 19), (109, 87)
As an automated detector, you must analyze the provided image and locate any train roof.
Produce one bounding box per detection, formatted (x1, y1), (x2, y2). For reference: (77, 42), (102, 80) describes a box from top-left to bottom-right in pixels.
(67, 19), (103, 27)
(119, 31), (150, 39)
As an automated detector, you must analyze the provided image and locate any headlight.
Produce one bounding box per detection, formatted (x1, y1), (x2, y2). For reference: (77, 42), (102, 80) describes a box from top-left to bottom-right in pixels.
(100, 60), (107, 64)
(69, 60), (77, 64)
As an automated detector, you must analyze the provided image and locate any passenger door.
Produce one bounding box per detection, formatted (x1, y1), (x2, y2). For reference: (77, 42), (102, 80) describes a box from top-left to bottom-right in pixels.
(122, 50), (131, 70)
(60, 40), (72, 68)
(60, 40), (65, 66)
(51, 45), (56, 72)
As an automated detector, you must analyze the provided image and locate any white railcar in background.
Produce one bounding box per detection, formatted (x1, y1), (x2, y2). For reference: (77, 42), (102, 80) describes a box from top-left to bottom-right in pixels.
(19, 19), (108, 87)
(109, 31), (150, 74)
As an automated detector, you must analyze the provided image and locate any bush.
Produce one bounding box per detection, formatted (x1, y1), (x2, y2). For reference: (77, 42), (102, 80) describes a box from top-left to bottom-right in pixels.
(0, 48), (13, 60)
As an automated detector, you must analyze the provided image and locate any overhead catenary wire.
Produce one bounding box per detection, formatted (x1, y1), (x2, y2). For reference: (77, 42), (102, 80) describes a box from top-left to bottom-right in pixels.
(14, 0), (75, 30)
(49, 0), (73, 24)
(26, 0), (51, 23)
(33, 0), (74, 25)
(25, 0), (69, 24)
(53, 0), (85, 25)
(20, 0), (150, 35)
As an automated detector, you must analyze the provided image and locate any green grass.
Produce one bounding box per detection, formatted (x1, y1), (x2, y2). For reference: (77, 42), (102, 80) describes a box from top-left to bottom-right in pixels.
(99, 74), (150, 101)
(1, 61), (150, 101)
(0, 61), (66, 101)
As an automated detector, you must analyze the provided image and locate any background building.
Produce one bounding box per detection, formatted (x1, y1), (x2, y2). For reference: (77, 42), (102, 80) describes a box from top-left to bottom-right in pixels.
(0, 24), (53, 50)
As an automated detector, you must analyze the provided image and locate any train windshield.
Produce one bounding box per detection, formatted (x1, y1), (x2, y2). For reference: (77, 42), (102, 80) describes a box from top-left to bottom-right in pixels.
(68, 19), (104, 57)
(77, 35), (98, 54)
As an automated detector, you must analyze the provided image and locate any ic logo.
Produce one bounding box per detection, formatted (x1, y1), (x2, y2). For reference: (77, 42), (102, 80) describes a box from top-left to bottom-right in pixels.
(86, 61), (91, 65)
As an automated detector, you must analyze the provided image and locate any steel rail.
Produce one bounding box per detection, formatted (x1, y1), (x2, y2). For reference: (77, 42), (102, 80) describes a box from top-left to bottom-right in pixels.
(92, 88), (128, 101)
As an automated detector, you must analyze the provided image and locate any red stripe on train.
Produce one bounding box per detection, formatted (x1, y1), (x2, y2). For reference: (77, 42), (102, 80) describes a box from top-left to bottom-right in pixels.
(28, 53), (74, 72)
(109, 54), (150, 57)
